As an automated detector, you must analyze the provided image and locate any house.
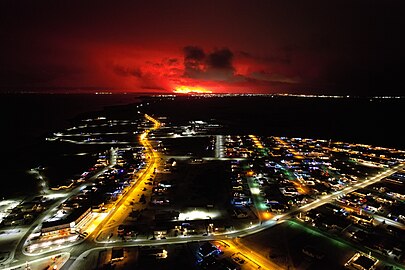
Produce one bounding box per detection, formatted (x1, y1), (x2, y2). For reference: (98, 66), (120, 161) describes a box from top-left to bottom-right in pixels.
(111, 248), (124, 262)
(279, 186), (299, 196)
(153, 227), (167, 239)
(231, 197), (251, 206)
(302, 209), (321, 223)
(344, 253), (378, 270)
(362, 200), (382, 213)
(159, 180), (172, 188)
(268, 203), (289, 213)
(233, 208), (248, 218)
(348, 213), (374, 226)
(317, 213), (351, 231)
(151, 196), (171, 206)
(40, 207), (91, 237)
(139, 247), (168, 259)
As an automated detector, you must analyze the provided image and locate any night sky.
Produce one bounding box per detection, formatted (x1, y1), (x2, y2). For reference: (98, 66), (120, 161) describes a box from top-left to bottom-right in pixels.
(1, 0), (404, 95)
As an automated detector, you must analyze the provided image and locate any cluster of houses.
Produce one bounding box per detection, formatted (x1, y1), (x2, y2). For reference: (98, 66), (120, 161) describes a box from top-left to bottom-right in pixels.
(225, 135), (252, 158)
(229, 161), (252, 208)
(151, 180), (173, 206)
(37, 146), (147, 240)
(300, 201), (404, 264)
(1, 196), (53, 226)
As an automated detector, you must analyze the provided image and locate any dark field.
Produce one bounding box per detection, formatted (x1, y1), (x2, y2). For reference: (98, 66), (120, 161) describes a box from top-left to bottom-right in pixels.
(159, 137), (214, 157)
(144, 96), (405, 150)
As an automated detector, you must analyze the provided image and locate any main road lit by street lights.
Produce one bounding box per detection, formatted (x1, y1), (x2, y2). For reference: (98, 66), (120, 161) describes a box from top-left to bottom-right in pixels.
(4, 112), (405, 270)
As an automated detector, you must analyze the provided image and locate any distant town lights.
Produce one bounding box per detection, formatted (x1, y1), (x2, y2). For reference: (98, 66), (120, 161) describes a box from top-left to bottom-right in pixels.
(173, 86), (213, 94)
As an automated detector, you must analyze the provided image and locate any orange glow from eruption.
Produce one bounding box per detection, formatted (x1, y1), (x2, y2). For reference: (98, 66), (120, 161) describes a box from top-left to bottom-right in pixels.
(173, 86), (213, 94)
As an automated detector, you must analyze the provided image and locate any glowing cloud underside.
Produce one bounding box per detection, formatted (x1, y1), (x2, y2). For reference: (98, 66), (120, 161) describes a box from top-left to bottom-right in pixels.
(173, 86), (213, 94)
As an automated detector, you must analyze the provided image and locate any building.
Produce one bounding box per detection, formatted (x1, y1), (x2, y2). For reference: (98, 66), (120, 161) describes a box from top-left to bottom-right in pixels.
(231, 197), (251, 206)
(344, 252), (378, 270)
(111, 248), (124, 262)
(279, 186), (299, 196)
(268, 203), (289, 213)
(41, 207), (91, 237)
(348, 213), (374, 226)
(153, 225), (168, 239)
(139, 247), (168, 259)
(232, 208), (248, 218)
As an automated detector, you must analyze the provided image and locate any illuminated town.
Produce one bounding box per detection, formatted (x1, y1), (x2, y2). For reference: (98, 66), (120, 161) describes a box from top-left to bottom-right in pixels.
(1, 0), (405, 269)
(0, 95), (404, 270)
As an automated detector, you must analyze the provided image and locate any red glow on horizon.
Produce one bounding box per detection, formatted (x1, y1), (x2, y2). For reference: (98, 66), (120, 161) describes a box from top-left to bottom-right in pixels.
(173, 86), (213, 94)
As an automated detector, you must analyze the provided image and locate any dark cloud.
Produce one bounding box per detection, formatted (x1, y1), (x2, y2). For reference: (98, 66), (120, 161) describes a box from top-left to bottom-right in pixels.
(183, 46), (236, 81)
(207, 48), (234, 69)
(183, 46), (206, 61)
(183, 46), (206, 76)
(181, 45), (305, 87)
(166, 58), (179, 66)
(108, 62), (169, 91)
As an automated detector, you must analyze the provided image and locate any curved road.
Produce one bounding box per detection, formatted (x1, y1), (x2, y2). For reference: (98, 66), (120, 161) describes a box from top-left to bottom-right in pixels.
(3, 114), (405, 270)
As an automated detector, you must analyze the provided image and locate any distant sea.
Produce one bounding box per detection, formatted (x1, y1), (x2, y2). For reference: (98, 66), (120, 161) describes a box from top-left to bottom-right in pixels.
(1, 93), (404, 199)
(1, 93), (141, 199)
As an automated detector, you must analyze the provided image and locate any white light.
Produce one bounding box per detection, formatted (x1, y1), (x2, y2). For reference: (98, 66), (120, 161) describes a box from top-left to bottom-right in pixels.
(41, 241), (52, 248)
(44, 193), (66, 199)
(0, 199), (19, 207)
(179, 209), (219, 220)
(54, 238), (65, 245)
